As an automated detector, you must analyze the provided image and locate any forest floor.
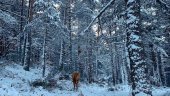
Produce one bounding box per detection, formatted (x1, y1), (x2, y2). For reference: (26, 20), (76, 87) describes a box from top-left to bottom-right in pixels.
(0, 61), (170, 96)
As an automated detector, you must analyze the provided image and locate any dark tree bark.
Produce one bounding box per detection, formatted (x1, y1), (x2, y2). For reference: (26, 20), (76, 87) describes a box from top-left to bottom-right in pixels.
(24, 0), (34, 71)
(19, 0), (24, 63)
(125, 0), (152, 95)
(88, 40), (93, 83)
(42, 28), (47, 77)
(64, 0), (73, 73)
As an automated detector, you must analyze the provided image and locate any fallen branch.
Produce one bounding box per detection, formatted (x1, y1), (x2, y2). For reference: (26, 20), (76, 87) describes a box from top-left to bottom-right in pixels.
(0, 7), (28, 20)
(156, 0), (170, 9)
(0, 1), (14, 6)
(81, 0), (116, 34)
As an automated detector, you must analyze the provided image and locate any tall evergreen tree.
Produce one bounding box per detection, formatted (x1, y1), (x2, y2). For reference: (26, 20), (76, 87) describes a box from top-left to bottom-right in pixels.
(125, 0), (152, 95)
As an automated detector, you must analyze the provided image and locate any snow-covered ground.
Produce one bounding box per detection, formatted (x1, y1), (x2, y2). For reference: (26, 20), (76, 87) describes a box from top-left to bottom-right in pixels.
(0, 62), (170, 96)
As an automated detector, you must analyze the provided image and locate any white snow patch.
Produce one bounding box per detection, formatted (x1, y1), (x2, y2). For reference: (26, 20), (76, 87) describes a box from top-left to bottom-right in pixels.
(127, 14), (137, 24)
(129, 44), (141, 50)
(0, 64), (170, 96)
(130, 34), (140, 41)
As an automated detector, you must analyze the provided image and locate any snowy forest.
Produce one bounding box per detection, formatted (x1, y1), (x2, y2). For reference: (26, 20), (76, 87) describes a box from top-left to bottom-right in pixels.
(0, 0), (170, 96)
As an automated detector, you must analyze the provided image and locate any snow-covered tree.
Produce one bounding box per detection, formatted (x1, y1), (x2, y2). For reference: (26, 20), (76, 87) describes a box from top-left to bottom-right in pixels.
(125, 0), (152, 95)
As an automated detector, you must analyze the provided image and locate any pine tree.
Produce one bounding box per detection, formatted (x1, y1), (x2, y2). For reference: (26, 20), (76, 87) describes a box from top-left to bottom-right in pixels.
(125, 0), (152, 95)
(24, 0), (35, 71)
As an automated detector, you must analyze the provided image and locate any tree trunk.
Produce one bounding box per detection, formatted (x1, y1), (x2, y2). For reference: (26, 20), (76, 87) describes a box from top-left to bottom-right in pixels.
(126, 0), (152, 95)
(24, 0), (34, 71)
(22, 32), (27, 66)
(19, 0), (24, 63)
(59, 40), (64, 71)
(108, 26), (116, 85)
(114, 42), (118, 84)
(78, 45), (83, 75)
(122, 42), (128, 84)
(42, 27), (47, 77)
(66, 0), (72, 72)
(109, 42), (115, 85)
(95, 18), (101, 81)
(88, 40), (93, 83)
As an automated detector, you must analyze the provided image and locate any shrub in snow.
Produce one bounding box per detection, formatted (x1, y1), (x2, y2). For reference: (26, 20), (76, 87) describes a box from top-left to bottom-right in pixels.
(31, 79), (46, 87)
(59, 74), (70, 80)
(108, 87), (115, 91)
(94, 77), (108, 87)
(30, 79), (57, 90)
(108, 85), (128, 92)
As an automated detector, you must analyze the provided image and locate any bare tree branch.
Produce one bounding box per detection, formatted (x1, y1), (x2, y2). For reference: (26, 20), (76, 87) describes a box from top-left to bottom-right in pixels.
(156, 0), (170, 9)
(0, 8), (28, 20)
(81, 0), (116, 35)
(0, 1), (14, 6)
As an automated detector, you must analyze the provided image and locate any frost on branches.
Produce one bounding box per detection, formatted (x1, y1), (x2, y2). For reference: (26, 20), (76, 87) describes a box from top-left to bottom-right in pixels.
(126, 0), (152, 96)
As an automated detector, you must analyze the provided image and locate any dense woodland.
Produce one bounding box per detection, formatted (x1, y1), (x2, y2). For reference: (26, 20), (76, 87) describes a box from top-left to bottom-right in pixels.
(0, 0), (170, 96)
